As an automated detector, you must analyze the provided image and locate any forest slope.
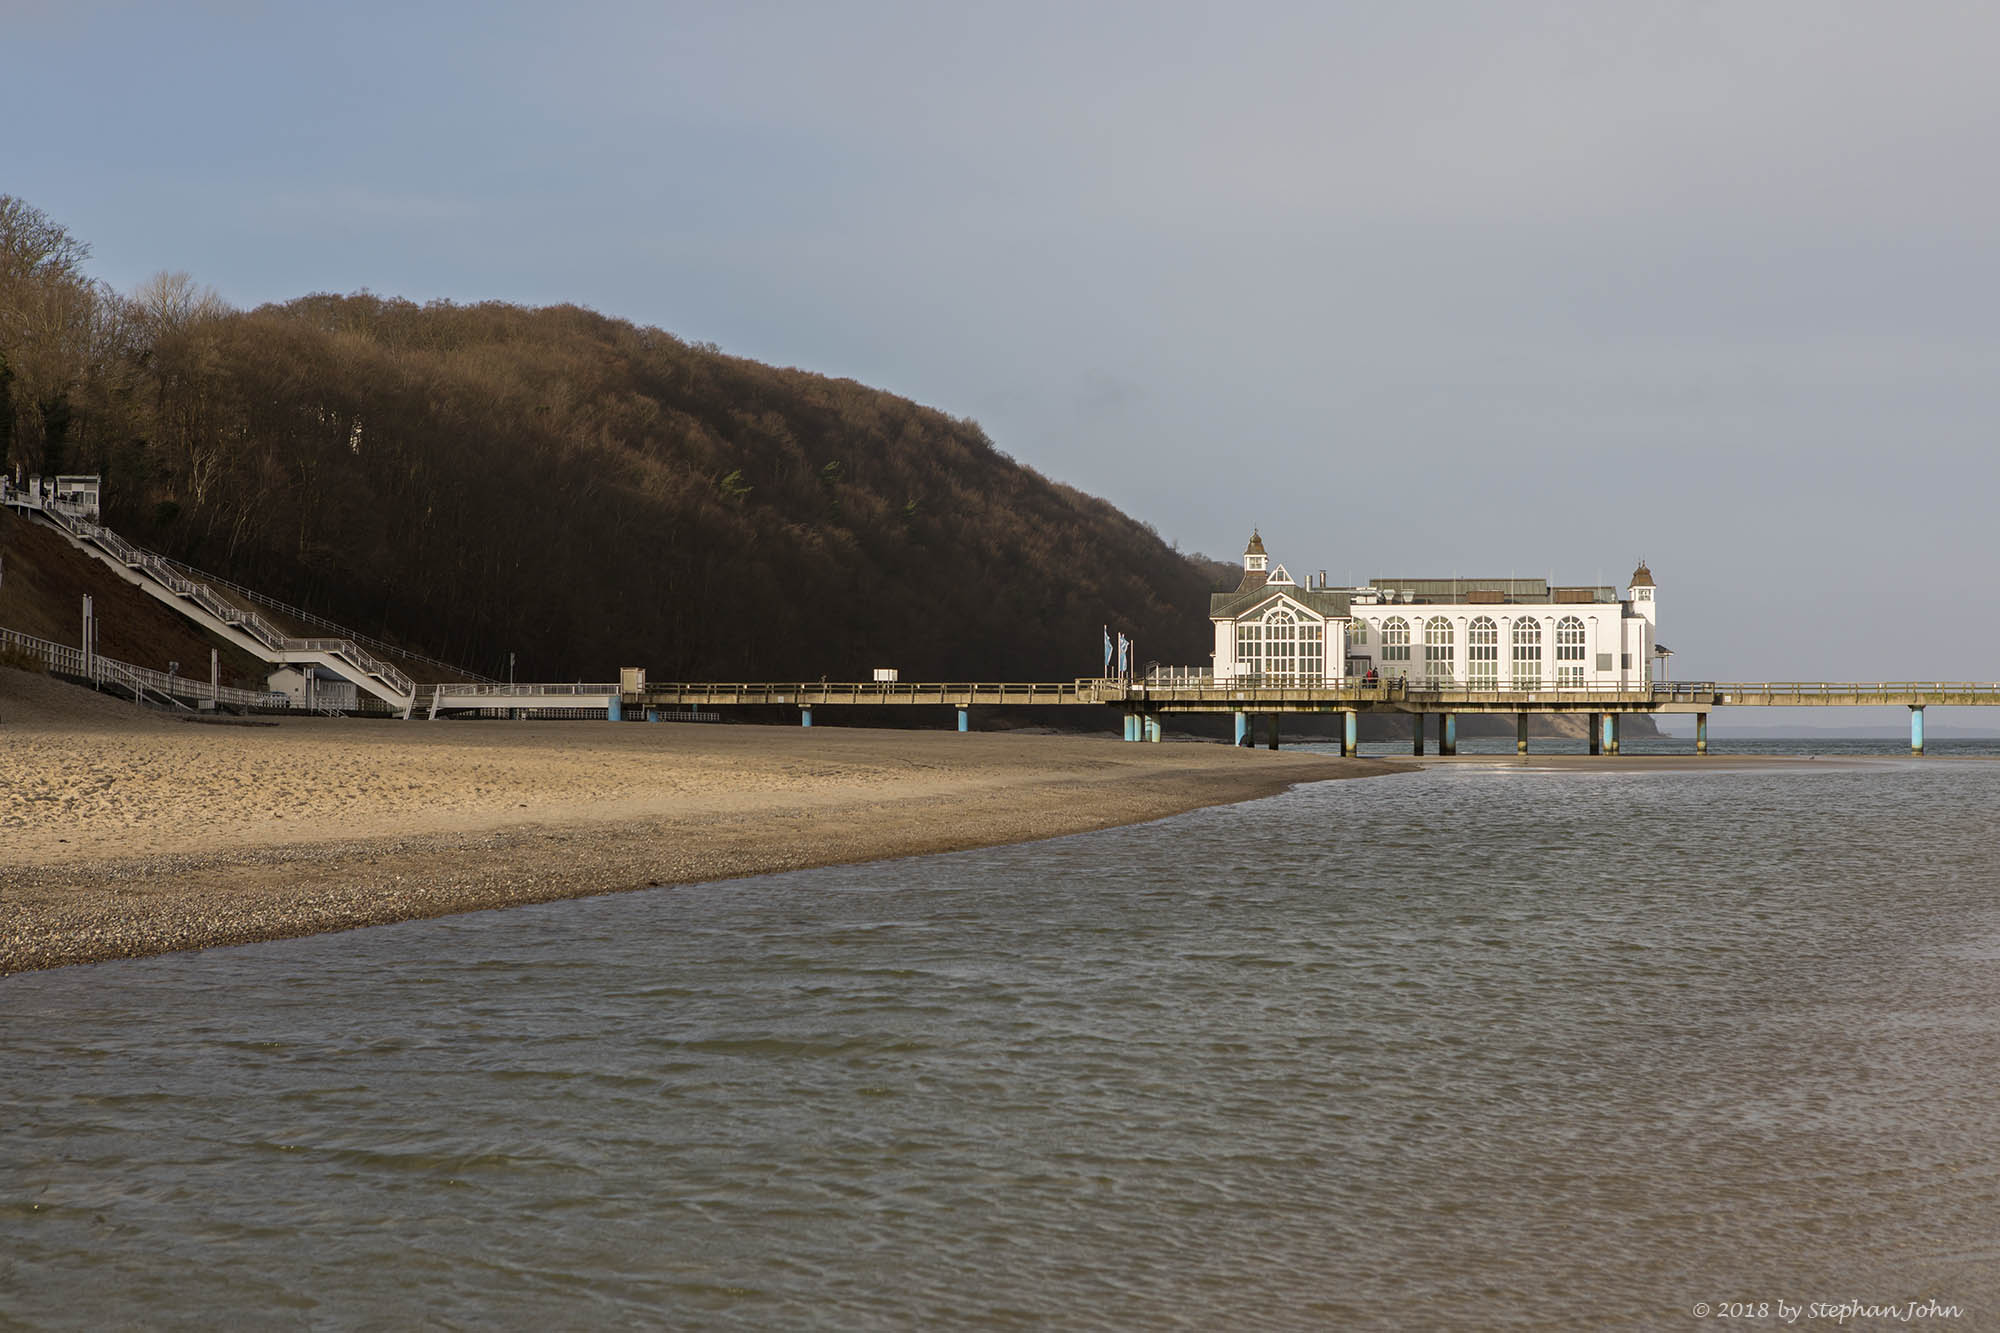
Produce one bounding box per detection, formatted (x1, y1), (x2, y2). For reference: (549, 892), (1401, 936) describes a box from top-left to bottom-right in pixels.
(2, 198), (1232, 682)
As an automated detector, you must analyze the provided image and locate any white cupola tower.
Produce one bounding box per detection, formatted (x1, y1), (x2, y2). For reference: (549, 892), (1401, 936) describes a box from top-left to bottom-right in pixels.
(1233, 530), (1272, 594)
(1627, 560), (1657, 624)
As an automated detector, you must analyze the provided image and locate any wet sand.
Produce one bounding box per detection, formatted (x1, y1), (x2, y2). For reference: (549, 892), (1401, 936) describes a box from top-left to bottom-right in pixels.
(0, 669), (1400, 974)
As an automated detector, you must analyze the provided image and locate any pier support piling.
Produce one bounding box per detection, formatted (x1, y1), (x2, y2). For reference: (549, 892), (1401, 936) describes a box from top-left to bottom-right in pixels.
(1517, 714), (1529, 755)
(608, 696), (623, 722)
(1267, 714), (1279, 751)
(1145, 715), (1162, 743)
(1911, 705), (1925, 756)
(1696, 712), (1708, 755)
(957, 707), (969, 733)
(1588, 712), (1601, 756)
(800, 705), (811, 728)
(1123, 713), (1138, 742)
(1412, 715), (1426, 756)
(1343, 711), (1358, 758)
(1608, 714), (1622, 756)
(1235, 711), (1249, 747)
(1441, 714), (1457, 756)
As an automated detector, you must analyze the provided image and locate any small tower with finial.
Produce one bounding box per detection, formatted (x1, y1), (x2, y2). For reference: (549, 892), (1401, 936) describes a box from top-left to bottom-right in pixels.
(1628, 559), (1656, 624)
(1238, 529), (1270, 592)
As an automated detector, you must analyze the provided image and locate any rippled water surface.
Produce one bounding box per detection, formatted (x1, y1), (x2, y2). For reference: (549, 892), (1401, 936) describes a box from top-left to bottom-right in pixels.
(7, 752), (2000, 1328)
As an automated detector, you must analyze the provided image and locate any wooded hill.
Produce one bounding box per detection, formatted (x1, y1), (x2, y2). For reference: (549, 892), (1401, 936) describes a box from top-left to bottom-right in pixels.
(1, 197), (1234, 682)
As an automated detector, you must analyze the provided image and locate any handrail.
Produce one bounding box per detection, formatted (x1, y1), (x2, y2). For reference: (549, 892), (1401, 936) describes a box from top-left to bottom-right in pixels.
(157, 554), (497, 682)
(1, 624), (290, 709)
(29, 506), (418, 701)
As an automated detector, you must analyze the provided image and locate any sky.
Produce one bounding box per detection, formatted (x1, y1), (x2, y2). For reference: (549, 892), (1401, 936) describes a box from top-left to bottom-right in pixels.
(7, 0), (1999, 705)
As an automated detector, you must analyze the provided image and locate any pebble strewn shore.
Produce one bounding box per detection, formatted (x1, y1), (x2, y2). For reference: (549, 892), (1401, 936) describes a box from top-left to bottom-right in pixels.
(1, 668), (1398, 973)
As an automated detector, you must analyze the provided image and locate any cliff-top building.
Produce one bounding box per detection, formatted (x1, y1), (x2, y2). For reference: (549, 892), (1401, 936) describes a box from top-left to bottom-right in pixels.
(1210, 531), (1661, 689)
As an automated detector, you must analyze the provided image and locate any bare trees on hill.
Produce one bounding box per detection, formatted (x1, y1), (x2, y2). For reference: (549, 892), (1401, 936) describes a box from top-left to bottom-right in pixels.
(0, 197), (1227, 682)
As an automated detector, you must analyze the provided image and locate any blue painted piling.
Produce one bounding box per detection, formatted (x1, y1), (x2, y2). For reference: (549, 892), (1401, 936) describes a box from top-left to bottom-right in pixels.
(801, 706), (812, 728)
(1911, 705), (1925, 756)
(1235, 711), (1249, 747)
(957, 707), (969, 733)
(1343, 711), (1358, 758)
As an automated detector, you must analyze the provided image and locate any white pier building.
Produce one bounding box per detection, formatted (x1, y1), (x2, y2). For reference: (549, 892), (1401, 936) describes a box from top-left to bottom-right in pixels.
(1210, 532), (1662, 689)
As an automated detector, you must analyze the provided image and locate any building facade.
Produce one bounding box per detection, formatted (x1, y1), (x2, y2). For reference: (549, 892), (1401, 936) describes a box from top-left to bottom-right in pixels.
(1210, 532), (1660, 689)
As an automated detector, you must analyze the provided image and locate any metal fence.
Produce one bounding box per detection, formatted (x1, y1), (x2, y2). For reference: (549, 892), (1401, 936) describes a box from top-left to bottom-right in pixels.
(1, 625), (291, 710)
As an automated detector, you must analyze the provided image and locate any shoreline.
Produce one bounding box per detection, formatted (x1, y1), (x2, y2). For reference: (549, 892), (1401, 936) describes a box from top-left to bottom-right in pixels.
(1, 670), (1401, 973)
(1364, 753), (1891, 771)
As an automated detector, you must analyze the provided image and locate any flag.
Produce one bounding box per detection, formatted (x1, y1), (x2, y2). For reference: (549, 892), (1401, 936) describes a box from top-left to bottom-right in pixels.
(1103, 625), (1113, 677)
(1117, 632), (1129, 677)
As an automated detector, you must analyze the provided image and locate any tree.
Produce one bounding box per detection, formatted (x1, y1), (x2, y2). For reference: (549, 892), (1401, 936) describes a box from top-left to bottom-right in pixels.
(0, 197), (100, 474)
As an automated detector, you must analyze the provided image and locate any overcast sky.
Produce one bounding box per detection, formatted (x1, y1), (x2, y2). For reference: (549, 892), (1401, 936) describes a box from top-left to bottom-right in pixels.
(8, 1), (1999, 701)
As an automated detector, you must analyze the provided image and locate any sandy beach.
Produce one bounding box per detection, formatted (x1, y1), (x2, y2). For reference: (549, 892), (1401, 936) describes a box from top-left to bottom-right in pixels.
(1, 669), (1402, 973)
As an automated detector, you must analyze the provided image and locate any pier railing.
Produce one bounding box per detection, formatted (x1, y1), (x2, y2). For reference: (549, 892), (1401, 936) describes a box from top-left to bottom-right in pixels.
(632, 681), (1118, 705)
(1143, 673), (2000, 700)
(431, 682), (620, 699)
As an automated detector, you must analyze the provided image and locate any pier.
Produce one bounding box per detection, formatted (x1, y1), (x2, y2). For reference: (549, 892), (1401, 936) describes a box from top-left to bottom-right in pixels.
(627, 676), (2000, 756)
(6, 478), (1989, 755)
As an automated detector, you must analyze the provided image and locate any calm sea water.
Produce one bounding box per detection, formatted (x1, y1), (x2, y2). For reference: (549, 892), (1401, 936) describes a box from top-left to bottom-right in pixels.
(6, 743), (2000, 1328)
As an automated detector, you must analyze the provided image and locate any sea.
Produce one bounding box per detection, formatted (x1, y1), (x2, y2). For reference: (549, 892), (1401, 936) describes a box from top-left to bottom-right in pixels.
(5, 739), (1999, 1329)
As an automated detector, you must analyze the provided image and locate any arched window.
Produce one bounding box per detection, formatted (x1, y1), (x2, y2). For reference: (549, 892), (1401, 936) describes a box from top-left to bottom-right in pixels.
(1423, 615), (1455, 686)
(1264, 606), (1298, 681)
(1381, 616), (1410, 675)
(1511, 618), (1542, 691)
(1350, 620), (1369, 645)
(1255, 605), (1324, 682)
(1556, 615), (1586, 687)
(1468, 616), (1498, 687)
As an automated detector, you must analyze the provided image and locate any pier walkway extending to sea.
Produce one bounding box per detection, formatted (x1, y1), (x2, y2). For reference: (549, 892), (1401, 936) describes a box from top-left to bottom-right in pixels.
(627, 676), (2000, 756)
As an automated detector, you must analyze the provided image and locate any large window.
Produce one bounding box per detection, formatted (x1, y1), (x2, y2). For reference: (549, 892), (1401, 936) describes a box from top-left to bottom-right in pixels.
(1258, 606), (1323, 681)
(1235, 619), (1262, 676)
(1468, 616), (1498, 687)
(1423, 616), (1455, 686)
(1350, 620), (1368, 645)
(1556, 615), (1586, 687)
(1236, 606), (1324, 681)
(1512, 618), (1542, 691)
(1381, 617), (1410, 675)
